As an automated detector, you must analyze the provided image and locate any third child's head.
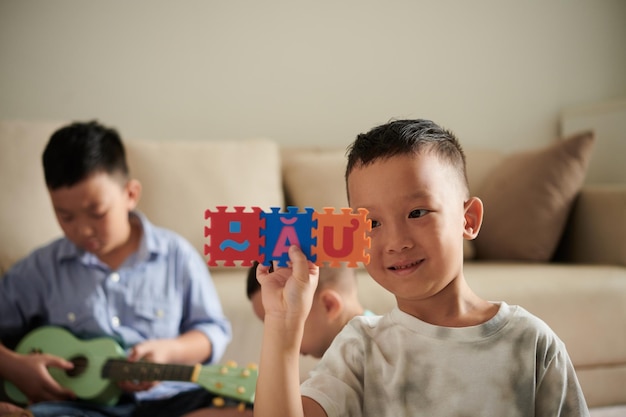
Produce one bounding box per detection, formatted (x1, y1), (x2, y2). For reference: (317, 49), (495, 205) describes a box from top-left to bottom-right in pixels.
(345, 119), (482, 312)
(247, 262), (362, 358)
(42, 121), (141, 259)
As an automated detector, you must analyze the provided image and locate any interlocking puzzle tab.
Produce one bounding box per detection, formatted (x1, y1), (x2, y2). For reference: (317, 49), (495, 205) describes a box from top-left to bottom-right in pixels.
(204, 206), (371, 267)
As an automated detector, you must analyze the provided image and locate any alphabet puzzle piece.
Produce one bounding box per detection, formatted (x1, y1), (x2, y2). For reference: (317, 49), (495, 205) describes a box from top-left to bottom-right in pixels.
(204, 206), (265, 267)
(312, 207), (371, 267)
(260, 207), (317, 267)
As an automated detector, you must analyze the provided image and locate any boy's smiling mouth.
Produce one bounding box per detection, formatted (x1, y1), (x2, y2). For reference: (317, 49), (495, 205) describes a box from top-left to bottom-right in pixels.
(389, 260), (422, 271)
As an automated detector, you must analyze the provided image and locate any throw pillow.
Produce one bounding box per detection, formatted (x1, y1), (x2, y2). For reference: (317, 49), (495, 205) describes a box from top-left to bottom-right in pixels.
(474, 131), (595, 261)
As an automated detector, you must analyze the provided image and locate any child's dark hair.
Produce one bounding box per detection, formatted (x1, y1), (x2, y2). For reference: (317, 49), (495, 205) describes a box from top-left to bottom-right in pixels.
(42, 120), (129, 190)
(345, 119), (469, 196)
(246, 261), (262, 300)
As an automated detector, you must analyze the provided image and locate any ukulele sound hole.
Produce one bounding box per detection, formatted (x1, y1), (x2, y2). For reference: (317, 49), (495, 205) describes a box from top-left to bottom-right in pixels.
(66, 355), (88, 377)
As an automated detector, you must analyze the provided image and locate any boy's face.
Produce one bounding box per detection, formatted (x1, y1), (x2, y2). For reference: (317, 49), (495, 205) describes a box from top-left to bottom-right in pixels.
(48, 172), (140, 259)
(348, 153), (472, 311)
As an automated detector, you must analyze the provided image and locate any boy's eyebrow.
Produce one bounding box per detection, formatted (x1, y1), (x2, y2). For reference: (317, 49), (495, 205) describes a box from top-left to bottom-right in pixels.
(54, 202), (106, 214)
(406, 189), (432, 199)
(359, 190), (433, 208)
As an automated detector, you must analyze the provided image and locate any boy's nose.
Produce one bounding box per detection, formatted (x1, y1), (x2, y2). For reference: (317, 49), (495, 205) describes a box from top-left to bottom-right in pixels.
(384, 223), (413, 253)
(77, 222), (94, 237)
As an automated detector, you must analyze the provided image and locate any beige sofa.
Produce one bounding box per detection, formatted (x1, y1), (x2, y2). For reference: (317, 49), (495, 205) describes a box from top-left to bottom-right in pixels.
(1, 120), (625, 409)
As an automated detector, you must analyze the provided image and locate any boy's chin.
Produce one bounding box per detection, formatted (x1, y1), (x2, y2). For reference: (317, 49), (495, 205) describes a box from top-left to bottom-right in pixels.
(79, 242), (107, 256)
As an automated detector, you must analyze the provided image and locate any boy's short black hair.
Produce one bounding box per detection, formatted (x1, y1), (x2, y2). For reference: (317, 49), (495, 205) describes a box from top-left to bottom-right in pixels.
(345, 119), (469, 196)
(42, 120), (129, 190)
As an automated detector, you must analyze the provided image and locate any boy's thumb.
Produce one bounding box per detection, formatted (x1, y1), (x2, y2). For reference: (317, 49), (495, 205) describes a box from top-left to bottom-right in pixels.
(288, 245), (306, 265)
(289, 245), (319, 286)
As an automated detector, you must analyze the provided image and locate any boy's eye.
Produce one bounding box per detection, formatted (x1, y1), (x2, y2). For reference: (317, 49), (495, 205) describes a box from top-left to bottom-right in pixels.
(370, 219), (381, 229)
(91, 212), (107, 219)
(409, 209), (428, 219)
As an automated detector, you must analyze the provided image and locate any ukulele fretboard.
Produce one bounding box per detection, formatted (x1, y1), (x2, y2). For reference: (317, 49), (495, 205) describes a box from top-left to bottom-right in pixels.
(102, 359), (196, 382)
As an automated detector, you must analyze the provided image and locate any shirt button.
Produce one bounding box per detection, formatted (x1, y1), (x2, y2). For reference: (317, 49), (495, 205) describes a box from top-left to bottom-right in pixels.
(111, 316), (121, 327)
(67, 312), (76, 322)
(110, 273), (120, 283)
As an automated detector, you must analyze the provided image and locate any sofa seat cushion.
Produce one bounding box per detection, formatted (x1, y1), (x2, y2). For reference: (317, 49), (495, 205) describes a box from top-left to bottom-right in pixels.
(464, 262), (626, 368)
(212, 262), (626, 395)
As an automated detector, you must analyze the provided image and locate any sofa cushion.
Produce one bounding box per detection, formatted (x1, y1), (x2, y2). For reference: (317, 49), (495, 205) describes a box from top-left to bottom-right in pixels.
(282, 148), (349, 211)
(474, 131), (595, 261)
(464, 149), (504, 196)
(126, 138), (284, 264)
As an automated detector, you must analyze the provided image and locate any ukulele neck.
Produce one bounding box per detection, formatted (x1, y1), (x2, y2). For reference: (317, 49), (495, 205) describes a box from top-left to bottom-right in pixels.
(102, 359), (200, 382)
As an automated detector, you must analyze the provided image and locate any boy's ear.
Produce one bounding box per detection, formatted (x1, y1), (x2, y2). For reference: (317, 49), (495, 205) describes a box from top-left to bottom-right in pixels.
(126, 179), (142, 210)
(463, 196), (483, 240)
(319, 289), (344, 321)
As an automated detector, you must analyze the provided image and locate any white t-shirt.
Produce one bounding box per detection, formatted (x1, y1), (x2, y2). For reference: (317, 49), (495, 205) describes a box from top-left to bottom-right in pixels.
(301, 302), (589, 417)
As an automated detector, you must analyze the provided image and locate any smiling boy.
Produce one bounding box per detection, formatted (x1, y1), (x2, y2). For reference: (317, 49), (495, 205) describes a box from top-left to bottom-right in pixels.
(254, 119), (589, 416)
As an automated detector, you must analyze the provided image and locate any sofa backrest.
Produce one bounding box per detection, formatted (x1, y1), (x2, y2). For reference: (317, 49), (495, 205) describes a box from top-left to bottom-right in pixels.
(0, 120), (66, 273)
(127, 138), (283, 259)
(0, 120), (284, 273)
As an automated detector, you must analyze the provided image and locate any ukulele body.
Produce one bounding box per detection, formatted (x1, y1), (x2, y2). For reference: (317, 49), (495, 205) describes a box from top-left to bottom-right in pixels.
(5, 326), (125, 405)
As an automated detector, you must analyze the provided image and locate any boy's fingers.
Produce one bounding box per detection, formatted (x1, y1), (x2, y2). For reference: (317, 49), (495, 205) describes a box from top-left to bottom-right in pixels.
(42, 354), (74, 370)
(288, 246), (318, 285)
(256, 263), (271, 282)
(126, 346), (141, 362)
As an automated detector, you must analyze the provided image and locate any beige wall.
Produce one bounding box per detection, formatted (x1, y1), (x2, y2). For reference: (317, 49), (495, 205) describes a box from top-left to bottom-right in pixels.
(1, 0), (625, 153)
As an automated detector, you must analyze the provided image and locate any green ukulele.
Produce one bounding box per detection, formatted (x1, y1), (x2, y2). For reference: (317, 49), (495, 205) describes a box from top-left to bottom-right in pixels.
(4, 326), (257, 406)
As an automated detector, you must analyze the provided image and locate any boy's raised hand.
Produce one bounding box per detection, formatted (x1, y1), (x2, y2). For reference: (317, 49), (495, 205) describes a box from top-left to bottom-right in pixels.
(255, 245), (321, 417)
(256, 245), (319, 326)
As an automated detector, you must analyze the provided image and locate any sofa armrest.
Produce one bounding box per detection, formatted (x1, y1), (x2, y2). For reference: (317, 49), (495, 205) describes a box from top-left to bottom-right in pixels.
(557, 185), (626, 266)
